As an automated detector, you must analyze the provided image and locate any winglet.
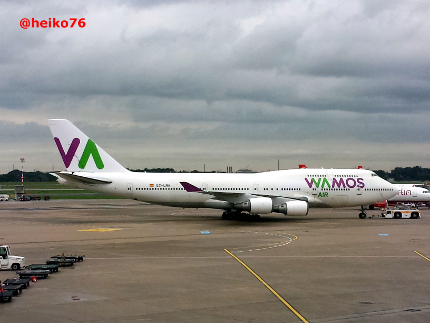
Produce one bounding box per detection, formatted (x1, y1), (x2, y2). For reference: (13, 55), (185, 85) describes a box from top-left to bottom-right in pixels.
(180, 182), (203, 192)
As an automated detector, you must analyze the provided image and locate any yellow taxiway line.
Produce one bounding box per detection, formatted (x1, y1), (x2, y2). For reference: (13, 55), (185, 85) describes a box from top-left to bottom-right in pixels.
(224, 248), (308, 323)
(79, 228), (121, 232)
(414, 251), (430, 262)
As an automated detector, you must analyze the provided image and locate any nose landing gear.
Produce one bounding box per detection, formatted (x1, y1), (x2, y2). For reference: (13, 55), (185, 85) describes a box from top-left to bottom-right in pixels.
(359, 206), (367, 219)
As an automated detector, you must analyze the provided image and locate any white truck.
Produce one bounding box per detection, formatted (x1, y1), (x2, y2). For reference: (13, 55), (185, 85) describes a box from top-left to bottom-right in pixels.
(0, 245), (25, 270)
(381, 208), (421, 219)
(0, 194), (9, 201)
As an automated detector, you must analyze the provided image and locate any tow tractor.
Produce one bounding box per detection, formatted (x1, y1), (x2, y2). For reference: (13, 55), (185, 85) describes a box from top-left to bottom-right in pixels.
(0, 285), (13, 303)
(0, 245), (25, 270)
(381, 206), (421, 219)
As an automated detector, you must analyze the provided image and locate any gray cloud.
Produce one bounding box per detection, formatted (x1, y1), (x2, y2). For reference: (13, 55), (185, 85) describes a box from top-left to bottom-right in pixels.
(0, 121), (50, 142)
(1, 0), (430, 173)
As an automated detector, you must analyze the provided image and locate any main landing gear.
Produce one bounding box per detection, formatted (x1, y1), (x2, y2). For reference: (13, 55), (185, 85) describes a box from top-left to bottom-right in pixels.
(359, 206), (367, 219)
(221, 210), (260, 221)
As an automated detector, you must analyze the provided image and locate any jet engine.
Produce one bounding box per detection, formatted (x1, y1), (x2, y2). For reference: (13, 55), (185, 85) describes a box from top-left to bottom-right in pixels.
(235, 198), (308, 216)
(234, 197), (273, 214)
(272, 200), (308, 216)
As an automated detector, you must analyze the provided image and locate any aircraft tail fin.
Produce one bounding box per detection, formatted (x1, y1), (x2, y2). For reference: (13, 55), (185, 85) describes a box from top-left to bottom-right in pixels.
(47, 119), (129, 173)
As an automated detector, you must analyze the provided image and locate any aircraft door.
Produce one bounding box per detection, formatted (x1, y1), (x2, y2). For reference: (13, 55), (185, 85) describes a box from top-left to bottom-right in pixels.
(126, 183), (133, 195)
(314, 170), (329, 198)
(311, 187), (318, 196)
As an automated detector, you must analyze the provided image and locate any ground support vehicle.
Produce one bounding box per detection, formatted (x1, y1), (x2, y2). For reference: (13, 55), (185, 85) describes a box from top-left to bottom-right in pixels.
(0, 245), (25, 270)
(3, 278), (30, 289)
(51, 254), (85, 262)
(381, 208), (421, 219)
(16, 269), (50, 279)
(0, 289), (13, 303)
(26, 264), (59, 273)
(46, 258), (74, 266)
(17, 195), (50, 201)
(1, 252), (84, 305)
(2, 284), (22, 296)
(0, 194), (9, 201)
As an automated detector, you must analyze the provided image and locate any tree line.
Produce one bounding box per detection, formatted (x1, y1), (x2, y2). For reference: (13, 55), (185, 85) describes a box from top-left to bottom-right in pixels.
(0, 169), (57, 182)
(374, 166), (430, 182)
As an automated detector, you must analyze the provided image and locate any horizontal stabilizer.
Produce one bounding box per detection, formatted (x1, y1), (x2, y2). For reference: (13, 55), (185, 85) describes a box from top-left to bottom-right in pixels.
(55, 172), (112, 184)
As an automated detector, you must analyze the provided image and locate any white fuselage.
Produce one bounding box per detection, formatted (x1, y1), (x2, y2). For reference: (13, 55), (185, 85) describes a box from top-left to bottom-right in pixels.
(64, 168), (397, 210)
(48, 119), (399, 216)
(389, 184), (430, 203)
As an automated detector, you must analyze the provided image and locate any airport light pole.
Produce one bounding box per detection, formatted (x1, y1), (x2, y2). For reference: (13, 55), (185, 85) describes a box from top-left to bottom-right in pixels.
(20, 157), (25, 183)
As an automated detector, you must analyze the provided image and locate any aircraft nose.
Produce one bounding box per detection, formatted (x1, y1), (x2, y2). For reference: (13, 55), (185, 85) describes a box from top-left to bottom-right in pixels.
(384, 182), (398, 199)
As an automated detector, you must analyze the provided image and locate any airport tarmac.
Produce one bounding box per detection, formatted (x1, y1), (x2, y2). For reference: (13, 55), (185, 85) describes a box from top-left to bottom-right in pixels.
(1, 199), (430, 323)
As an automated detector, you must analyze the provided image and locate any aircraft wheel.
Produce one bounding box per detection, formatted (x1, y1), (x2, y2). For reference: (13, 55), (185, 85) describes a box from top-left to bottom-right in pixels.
(359, 212), (366, 219)
(222, 212), (231, 220)
(250, 214), (261, 221)
(230, 212), (240, 220)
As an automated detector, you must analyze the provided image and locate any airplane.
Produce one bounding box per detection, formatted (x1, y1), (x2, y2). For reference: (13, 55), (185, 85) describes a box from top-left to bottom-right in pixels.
(370, 184), (430, 209)
(47, 119), (398, 219)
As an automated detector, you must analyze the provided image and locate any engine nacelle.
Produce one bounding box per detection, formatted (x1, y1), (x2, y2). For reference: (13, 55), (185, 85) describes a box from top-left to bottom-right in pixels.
(235, 197), (273, 214)
(273, 200), (308, 216)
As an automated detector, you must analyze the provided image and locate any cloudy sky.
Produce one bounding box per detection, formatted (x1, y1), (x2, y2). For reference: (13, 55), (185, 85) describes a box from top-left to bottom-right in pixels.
(1, 0), (430, 174)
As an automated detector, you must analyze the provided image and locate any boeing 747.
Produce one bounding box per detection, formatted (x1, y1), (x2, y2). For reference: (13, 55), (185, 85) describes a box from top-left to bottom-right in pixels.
(48, 119), (398, 219)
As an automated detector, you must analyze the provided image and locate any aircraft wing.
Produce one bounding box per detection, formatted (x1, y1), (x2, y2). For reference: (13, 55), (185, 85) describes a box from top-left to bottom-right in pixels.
(180, 181), (245, 197)
(180, 182), (309, 203)
(54, 172), (112, 184)
(180, 182), (245, 202)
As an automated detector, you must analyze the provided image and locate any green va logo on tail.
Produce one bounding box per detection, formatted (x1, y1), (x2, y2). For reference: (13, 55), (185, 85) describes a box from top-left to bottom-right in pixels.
(54, 137), (104, 170)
